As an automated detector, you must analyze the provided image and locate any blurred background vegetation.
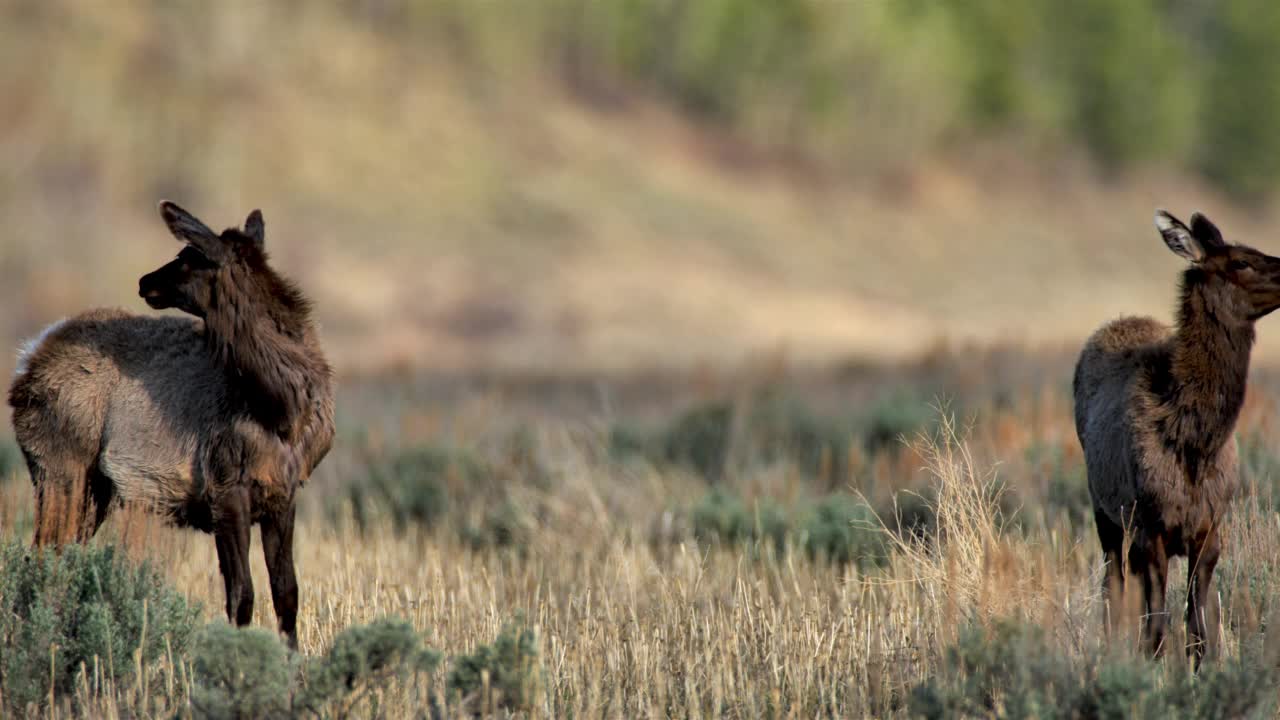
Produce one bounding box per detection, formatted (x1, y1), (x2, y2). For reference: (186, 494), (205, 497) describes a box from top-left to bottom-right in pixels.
(11, 5), (1280, 712)
(5, 0), (1280, 378)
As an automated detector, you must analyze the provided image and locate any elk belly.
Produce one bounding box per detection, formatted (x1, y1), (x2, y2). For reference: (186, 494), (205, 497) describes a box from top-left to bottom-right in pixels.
(98, 444), (198, 509)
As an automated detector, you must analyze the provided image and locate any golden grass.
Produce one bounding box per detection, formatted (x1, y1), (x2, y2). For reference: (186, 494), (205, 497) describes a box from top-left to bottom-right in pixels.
(3, 357), (1280, 717)
(877, 411), (1100, 640)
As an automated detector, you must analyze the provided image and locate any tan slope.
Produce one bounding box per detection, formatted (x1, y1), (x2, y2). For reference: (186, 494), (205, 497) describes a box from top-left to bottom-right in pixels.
(3, 3), (1280, 376)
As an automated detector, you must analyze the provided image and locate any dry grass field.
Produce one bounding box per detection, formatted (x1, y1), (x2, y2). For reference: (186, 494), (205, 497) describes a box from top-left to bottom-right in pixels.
(8, 2), (1280, 717)
(3, 349), (1280, 717)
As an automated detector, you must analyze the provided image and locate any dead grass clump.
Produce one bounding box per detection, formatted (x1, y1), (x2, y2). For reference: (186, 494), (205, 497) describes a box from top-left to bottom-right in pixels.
(878, 409), (1100, 642)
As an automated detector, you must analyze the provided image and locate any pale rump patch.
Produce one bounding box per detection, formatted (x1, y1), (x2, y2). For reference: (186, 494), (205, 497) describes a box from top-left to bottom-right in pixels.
(14, 318), (67, 377)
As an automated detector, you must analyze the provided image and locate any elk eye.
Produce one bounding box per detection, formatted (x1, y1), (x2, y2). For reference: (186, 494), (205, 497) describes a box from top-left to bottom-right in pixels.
(1229, 259), (1251, 272)
(180, 263), (190, 272)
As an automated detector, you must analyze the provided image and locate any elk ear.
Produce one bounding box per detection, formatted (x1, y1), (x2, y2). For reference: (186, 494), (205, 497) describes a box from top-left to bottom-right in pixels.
(158, 201), (223, 257)
(1155, 209), (1206, 262)
(1189, 211), (1226, 250)
(243, 209), (265, 249)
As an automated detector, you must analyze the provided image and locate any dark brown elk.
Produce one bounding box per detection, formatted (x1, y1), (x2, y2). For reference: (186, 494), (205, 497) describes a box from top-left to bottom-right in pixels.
(8, 201), (334, 648)
(1073, 209), (1280, 665)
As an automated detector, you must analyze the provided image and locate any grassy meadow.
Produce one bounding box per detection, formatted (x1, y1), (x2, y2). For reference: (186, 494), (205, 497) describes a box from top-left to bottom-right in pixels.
(4, 349), (1280, 717)
(8, 0), (1280, 717)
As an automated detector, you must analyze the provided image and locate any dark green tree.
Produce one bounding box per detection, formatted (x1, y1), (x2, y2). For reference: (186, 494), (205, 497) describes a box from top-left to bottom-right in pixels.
(1198, 0), (1280, 203)
(1048, 0), (1192, 170)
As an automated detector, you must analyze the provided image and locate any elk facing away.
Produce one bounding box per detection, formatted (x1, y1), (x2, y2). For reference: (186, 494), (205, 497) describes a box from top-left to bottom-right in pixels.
(8, 202), (334, 647)
(1073, 209), (1280, 665)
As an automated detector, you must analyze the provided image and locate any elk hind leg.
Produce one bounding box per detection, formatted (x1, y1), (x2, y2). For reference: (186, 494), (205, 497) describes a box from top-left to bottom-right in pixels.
(1095, 509), (1127, 633)
(27, 454), (102, 548)
(77, 465), (116, 542)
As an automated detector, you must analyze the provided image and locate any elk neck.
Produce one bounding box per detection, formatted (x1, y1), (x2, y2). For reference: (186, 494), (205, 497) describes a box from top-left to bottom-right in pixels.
(200, 260), (322, 436)
(1155, 268), (1254, 478)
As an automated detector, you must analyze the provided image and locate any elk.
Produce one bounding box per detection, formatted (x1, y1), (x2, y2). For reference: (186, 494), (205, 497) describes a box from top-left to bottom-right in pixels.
(1073, 208), (1280, 665)
(8, 201), (334, 648)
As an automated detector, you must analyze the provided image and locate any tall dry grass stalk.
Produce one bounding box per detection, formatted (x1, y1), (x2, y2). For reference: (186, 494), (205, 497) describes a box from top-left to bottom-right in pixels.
(876, 409), (1102, 651)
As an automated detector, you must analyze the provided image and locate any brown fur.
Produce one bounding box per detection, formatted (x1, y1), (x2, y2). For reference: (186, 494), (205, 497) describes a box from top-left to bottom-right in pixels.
(7, 202), (334, 647)
(1073, 209), (1280, 666)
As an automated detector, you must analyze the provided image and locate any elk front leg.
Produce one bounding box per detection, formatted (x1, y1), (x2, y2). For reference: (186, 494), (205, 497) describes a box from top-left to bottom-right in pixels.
(214, 485), (254, 627)
(1186, 526), (1222, 668)
(1130, 537), (1169, 658)
(261, 504), (299, 649)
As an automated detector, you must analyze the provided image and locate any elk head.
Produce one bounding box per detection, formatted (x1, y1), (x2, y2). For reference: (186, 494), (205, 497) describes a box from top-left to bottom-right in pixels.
(138, 201), (266, 318)
(1157, 209), (1280, 321)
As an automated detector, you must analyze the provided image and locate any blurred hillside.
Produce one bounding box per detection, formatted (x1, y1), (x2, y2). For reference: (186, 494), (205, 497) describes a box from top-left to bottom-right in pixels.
(5, 0), (1280, 377)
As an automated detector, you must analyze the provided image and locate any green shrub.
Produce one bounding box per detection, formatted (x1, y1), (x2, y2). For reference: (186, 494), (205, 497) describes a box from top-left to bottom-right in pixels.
(881, 489), (937, 543)
(617, 393), (856, 484)
(617, 389), (939, 484)
(0, 542), (200, 714)
(859, 390), (934, 456)
(910, 620), (1082, 719)
(752, 499), (790, 555)
(910, 620), (1278, 719)
(0, 436), (21, 481)
(746, 394), (852, 485)
(341, 480), (371, 537)
(496, 425), (551, 490)
(356, 445), (483, 536)
(447, 619), (541, 713)
(662, 401), (734, 481)
(461, 499), (535, 552)
(300, 619), (442, 716)
(190, 624), (296, 720)
(989, 477), (1028, 535)
(1018, 442), (1092, 535)
(800, 494), (888, 569)
(690, 488), (789, 553)
(691, 488), (749, 544)
(191, 618), (442, 719)
(607, 423), (652, 463)
(1173, 651), (1280, 720)
(692, 488), (895, 566)
(1239, 432), (1280, 504)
